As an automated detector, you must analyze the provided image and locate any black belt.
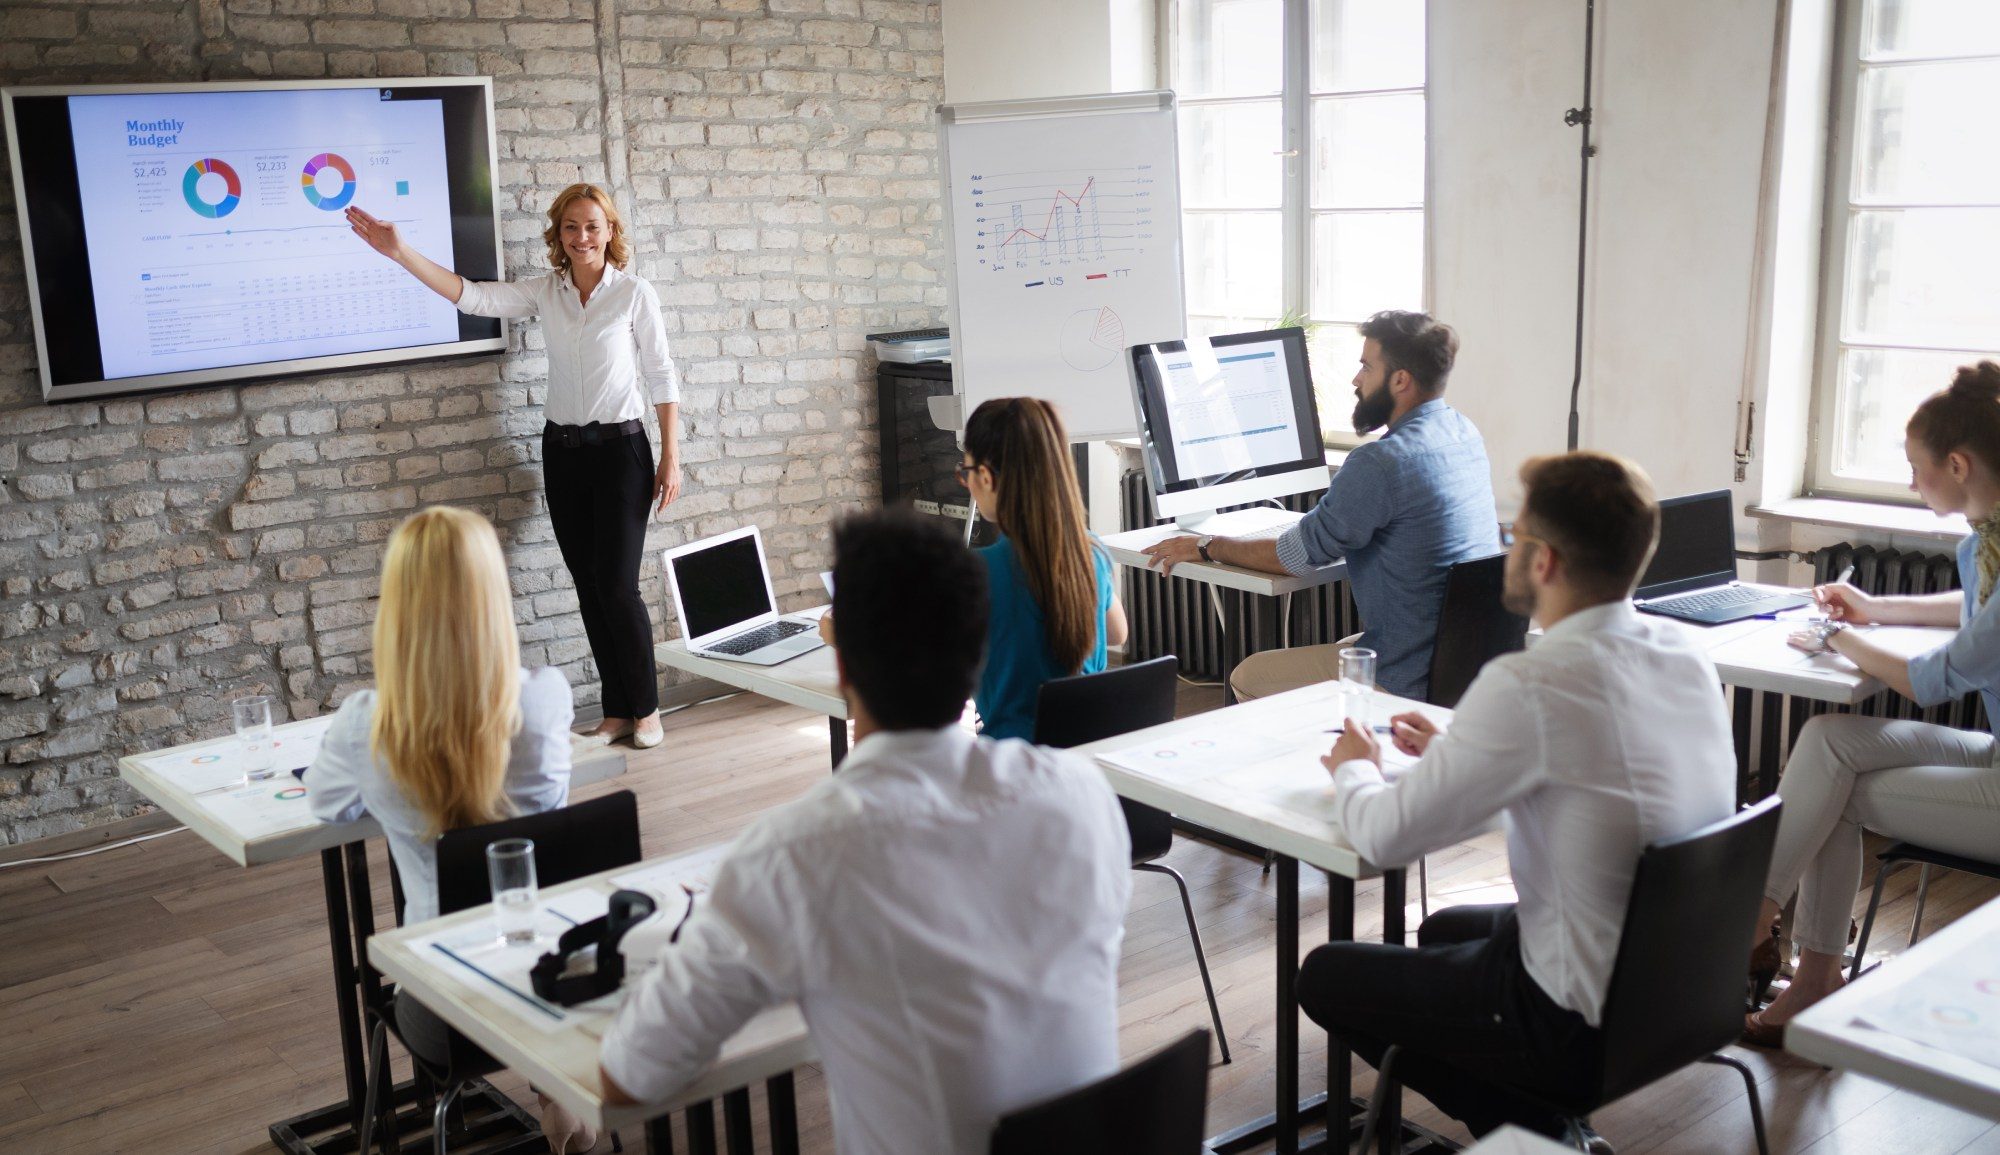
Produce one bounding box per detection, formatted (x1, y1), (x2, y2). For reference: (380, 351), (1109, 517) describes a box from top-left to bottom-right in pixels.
(544, 419), (645, 448)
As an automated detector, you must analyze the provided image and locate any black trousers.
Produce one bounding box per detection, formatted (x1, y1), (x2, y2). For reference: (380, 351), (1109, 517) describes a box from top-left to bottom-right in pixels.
(542, 427), (659, 719)
(1298, 903), (1601, 1139)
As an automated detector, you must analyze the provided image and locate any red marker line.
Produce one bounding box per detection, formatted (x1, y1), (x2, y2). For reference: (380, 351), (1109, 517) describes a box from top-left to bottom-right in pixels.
(998, 177), (1097, 248)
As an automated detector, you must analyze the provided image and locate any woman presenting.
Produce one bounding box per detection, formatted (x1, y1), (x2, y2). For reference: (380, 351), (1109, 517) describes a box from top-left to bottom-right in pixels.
(348, 184), (679, 749)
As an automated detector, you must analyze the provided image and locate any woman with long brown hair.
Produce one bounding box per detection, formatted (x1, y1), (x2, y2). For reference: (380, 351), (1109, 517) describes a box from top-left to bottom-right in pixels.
(1742, 361), (2000, 1047)
(960, 397), (1129, 739)
(307, 506), (595, 1151)
(349, 183), (678, 749)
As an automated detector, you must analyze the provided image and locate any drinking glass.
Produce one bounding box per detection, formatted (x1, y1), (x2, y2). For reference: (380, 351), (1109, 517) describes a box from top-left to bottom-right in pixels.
(1337, 646), (1378, 730)
(232, 695), (276, 780)
(487, 838), (539, 946)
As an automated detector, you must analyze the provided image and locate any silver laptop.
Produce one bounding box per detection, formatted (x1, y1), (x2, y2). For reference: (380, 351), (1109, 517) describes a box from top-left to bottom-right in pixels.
(662, 526), (825, 666)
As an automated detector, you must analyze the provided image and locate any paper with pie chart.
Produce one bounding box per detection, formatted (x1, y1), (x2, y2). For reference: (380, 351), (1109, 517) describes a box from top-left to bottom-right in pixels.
(941, 94), (1186, 439)
(138, 714), (335, 795)
(1853, 937), (2000, 1070)
(65, 88), (460, 380)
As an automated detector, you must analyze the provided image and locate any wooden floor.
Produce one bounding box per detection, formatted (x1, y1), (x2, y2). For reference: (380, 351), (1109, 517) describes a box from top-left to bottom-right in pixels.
(2, 684), (1998, 1154)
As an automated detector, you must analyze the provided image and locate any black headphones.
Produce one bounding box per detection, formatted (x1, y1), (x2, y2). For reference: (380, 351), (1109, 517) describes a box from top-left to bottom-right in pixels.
(530, 889), (658, 1006)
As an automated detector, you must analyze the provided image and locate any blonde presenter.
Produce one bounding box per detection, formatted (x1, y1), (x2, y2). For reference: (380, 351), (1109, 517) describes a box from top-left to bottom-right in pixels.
(348, 184), (679, 749)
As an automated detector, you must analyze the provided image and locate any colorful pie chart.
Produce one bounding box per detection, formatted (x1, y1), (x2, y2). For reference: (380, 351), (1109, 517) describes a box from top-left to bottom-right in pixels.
(182, 158), (241, 218)
(300, 152), (357, 210)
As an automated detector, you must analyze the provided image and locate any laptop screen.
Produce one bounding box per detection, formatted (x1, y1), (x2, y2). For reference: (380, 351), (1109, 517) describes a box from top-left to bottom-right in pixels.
(673, 534), (773, 639)
(1635, 490), (1737, 600)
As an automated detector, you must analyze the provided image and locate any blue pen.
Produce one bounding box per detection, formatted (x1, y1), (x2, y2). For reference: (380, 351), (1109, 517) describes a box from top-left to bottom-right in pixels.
(1326, 724), (1395, 734)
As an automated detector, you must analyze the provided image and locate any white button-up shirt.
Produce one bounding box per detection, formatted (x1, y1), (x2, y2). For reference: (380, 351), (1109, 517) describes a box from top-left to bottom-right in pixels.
(600, 727), (1133, 1155)
(305, 667), (574, 925)
(1330, 601), (1734, 1025)
(455, 264), (680, 427)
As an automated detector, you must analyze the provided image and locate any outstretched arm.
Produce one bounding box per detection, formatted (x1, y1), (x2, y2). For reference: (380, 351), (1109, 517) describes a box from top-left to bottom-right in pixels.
(347, 206), (465, 303)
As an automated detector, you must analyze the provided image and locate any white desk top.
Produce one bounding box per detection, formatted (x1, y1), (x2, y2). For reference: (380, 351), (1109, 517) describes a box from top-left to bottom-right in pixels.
(1101, 507), (1348, 597)
(367, 844), (815, 1132)
(1071, 679), (1449, 879)
(1788, 894), (2000, 1122)
(118, 718), (629, 868)
(654, 607), (845, 720)
(1463, 1126), (1581, 1154)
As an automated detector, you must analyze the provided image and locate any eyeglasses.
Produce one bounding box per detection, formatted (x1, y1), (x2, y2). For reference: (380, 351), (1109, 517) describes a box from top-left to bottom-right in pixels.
(954, 462), (978, 485)
(1500, 526), (1547, 549)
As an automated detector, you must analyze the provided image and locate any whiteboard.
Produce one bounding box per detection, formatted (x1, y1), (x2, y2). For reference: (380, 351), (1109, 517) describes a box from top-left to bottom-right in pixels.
(938, 91), (1186, 441)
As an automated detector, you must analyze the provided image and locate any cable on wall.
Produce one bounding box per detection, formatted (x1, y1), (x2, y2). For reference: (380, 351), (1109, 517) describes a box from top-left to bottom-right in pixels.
(1564, 0), (1599, 451)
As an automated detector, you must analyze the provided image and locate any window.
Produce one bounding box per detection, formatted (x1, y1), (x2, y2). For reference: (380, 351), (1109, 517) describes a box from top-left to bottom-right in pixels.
(1166, 0), (1427, 444)
(1812, 0), (2000, 499)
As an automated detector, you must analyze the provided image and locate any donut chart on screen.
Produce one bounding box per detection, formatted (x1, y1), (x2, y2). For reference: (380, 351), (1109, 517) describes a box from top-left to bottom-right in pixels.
(181, 158), (241, 218)
(300, 152), (357, 210)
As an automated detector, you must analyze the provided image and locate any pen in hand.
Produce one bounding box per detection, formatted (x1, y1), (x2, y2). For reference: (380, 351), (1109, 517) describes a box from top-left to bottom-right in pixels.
(1326, 724), (1395, 734)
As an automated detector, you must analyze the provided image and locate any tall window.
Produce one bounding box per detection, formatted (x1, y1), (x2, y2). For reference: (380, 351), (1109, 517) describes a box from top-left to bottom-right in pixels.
(1813, 0), (2000, 499)
(1167, 0), (1427, 444)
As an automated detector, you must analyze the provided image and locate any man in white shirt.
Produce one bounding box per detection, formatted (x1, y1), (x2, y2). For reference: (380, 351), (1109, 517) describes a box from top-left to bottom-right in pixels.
(598, 510), (1133, 1155)
(1309, 452), (1734, 1143)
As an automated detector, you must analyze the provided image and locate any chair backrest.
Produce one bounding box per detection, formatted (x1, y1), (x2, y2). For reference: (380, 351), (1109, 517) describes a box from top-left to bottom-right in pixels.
(1427, 552), (1528, 709)
(434, 790), (644, 917)
(987, 1029), (1210, 1155)
(1594, 796), (1782, 1104)
(1035, 656), (1181, 862)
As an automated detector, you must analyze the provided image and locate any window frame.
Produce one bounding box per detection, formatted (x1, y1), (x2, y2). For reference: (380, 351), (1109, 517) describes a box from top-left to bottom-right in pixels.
(1806, 0), (2000, 503)
(1161, 0), (1430, 449)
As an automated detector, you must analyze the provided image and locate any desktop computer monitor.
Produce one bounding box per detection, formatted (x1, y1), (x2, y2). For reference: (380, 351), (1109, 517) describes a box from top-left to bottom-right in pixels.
(1127, 327), (1330, 528)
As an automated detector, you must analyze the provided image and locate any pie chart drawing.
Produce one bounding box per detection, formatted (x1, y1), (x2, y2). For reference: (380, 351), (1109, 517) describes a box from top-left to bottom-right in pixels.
(300, 152), (357, 211)
(1060, 306), (1125, 371)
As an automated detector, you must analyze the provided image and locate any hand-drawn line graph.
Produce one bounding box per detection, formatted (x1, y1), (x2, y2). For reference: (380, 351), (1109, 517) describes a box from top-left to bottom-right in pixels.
(968, 166), (1158, 266)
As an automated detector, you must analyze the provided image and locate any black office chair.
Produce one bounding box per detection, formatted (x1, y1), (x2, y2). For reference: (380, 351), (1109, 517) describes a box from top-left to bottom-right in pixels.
(1357, 797), (1782, 1155)
(1413, 552), (1528, 916)
(1850, 841), (2000, 981)
(1036, 656), (1230, 1064)
(358, 790), (644, 1155)
(987, 1029), (1211, 1155)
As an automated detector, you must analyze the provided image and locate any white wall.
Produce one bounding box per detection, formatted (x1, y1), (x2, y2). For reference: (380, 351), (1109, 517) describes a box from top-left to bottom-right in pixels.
(943, 0), (1116, 103)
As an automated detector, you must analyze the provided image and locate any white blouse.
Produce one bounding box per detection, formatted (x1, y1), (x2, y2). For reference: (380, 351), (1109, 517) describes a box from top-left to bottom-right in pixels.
(456, 264), (680, 427)
(305, 666), (575, 925)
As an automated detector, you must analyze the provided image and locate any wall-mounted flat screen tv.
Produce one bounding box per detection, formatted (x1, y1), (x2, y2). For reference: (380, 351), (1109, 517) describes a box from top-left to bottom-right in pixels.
(2, 77), (506, 405)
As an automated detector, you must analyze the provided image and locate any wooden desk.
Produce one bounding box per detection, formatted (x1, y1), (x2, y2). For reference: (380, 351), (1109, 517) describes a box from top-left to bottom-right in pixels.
(655, 607), (848, 765)
(117, 718), (627, 1155)
(1074, 679), (1454, 1155)
(1788, 894), (2000, 1122)
(368, 845), (815, 1149)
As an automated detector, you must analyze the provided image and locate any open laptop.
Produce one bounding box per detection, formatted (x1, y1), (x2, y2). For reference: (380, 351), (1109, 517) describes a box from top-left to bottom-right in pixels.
(1633, 491), (1812, 625)
(662, 526), (825, 665)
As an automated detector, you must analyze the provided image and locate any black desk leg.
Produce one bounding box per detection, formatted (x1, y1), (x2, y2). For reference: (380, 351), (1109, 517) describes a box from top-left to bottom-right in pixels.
(829, 716), (848, 769)
(1276, 855), (1299, 1155)
(320, 846), (369, 1134)
(1326, 873), (1355, 1153)
(685, 1101), (719, 1155)
(1731, 685), (1754, 806)
(645, 1114), (675, 1155)
(722, 1089), (754, 1155)
(766, 1074), (799, 1155)
(1376, 870), (1405, 1155)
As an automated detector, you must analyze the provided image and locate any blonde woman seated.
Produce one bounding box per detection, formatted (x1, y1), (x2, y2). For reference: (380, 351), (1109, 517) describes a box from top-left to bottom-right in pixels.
(306, 506), (592, 1150)
(1746, 362), (2000, 1047)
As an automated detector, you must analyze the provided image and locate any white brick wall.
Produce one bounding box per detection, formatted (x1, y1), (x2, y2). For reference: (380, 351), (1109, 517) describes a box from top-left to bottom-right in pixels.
(0, 0), (946, 844)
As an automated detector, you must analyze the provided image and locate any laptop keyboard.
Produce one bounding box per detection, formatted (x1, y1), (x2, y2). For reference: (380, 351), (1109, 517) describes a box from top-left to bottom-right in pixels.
(1647, 586), (1800, 615)
(707, 619), (812, 656)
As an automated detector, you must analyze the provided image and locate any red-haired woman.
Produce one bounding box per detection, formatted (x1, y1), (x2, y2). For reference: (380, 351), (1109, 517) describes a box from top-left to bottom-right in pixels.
(350, 184), (678, 749)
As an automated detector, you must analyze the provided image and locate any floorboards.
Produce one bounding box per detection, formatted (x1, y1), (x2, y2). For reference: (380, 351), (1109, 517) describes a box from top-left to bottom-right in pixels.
(0, 681), (1993, 1153)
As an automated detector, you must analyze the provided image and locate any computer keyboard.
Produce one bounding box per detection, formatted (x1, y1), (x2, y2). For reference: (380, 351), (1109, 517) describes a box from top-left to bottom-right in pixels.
(1646, 586), (1800, 615)
(707, 619), (811, 656)
(1234, 523), (1292, 542)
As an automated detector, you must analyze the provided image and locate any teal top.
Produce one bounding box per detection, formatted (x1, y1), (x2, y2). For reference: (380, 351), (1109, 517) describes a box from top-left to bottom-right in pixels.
(976, 535), (1115, 741)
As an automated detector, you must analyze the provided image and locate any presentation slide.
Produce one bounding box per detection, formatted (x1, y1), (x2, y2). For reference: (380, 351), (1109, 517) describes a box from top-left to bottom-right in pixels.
(1152, 337), (1306, 479)
(65, 88), (461, 380)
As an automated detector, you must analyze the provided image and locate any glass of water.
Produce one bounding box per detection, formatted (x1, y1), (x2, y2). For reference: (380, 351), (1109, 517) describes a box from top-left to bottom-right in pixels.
(487, 838), (538, 946)
(1337, 647), (1378, 731)
(232, 695), (276, 780)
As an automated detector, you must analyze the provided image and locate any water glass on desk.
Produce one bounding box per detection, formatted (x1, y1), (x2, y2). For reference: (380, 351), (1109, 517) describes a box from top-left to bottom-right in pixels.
(1338, 647), (1378, 729)
(487, 838), (539, 945)
(232, 695), (276, 780)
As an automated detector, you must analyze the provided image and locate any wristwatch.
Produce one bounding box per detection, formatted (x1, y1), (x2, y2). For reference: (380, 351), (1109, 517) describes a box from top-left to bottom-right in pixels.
(1806, 619), (1847, 653)
(1196, 535), (1216, 563)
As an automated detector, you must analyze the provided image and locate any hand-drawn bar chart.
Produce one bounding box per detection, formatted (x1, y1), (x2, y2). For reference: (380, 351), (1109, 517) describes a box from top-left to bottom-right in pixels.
(970, 167), (1158, 267)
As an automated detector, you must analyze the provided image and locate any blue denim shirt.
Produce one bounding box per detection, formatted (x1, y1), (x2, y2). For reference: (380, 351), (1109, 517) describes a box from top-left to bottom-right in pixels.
(1275, 399), (1501, 699)
(1906, 532), (2000, 729)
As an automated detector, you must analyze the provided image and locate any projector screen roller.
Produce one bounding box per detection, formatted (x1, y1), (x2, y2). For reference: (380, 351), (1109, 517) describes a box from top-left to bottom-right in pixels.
(3, 78), (506, 404)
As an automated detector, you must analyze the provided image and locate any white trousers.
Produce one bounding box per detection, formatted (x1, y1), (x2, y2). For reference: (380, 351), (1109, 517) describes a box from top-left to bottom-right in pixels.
(1764, 713), (2000, 955)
